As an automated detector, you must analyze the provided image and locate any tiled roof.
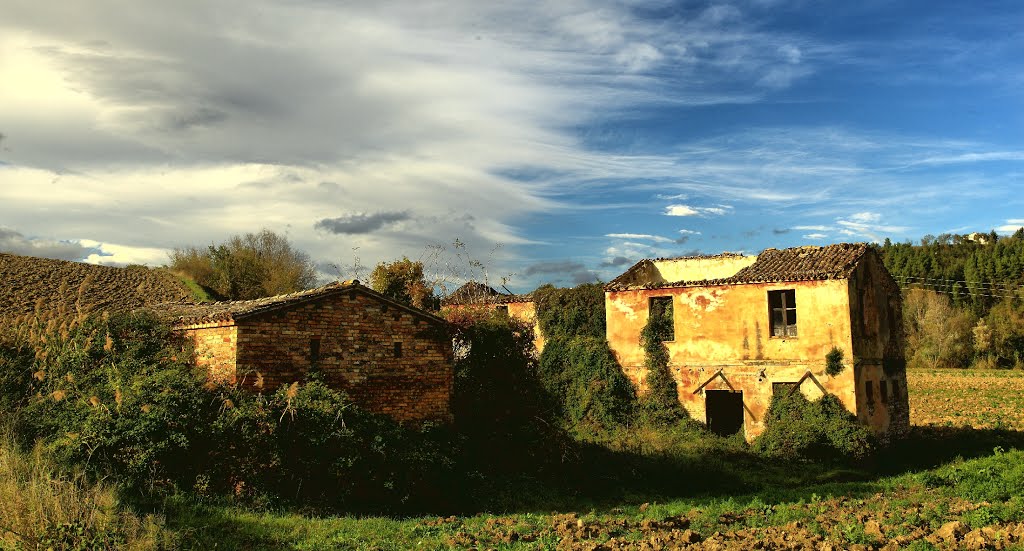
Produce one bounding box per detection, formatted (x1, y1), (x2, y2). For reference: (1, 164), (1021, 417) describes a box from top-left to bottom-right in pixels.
(150, 280), (448, 326)
(605, 243), (871, 291)
(442, 281), (532, 305)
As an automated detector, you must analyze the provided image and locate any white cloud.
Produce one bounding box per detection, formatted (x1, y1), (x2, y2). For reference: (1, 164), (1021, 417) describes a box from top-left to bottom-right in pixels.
(793, 225), (832, 231)
(834, 212), (909, 241)
(996, 219), (1024, 234)
(664, 204), (732, 217)
(605, 233), (673, 243)
(665, 204), (700, 216)
(802, 233), (828, 240)
(677, 229), (701, 235)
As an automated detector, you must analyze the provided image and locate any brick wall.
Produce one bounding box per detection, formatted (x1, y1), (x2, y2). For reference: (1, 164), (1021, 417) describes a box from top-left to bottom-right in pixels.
(182, 321), (237, 383)
(234, 290), (453, 423)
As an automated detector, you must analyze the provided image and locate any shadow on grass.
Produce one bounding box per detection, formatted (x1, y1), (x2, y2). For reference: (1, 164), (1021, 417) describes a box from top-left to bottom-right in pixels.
(161, 424), (1024, 545)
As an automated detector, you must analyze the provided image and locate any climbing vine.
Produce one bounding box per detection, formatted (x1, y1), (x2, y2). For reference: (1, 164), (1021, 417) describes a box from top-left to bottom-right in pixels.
(638, 301), (687, 426)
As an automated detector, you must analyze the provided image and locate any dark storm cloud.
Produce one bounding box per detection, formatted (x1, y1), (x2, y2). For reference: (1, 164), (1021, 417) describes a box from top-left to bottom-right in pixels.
(599, 256), (632, 268)
(314, 211), (412, 235)
(0, 228), (99, 261)
(524, 260), (599, 285)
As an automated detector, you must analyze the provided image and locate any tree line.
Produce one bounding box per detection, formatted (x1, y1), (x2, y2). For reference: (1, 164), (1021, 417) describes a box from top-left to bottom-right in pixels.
(878, 229), (1024, 369)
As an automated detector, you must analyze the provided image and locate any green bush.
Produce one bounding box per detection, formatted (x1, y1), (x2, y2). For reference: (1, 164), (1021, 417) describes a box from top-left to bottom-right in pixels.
(754, 391), (875, 462)
(532, 283), (606, 340)
(538, 336), (636, 433)
(825, 346), (845, 376)
(1, 312), (458, 513)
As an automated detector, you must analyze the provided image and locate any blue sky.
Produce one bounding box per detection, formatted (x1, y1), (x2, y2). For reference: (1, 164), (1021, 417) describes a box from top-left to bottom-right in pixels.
(0, 0), (1022, 292)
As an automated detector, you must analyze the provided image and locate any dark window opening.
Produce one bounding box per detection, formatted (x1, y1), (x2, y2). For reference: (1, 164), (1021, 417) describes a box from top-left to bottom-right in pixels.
(495, 305), (509, 315)
(772, 382), (799, 397)
(865, 380), (874, 405)
(649, 296), (675, 341)
(880, 380), (889, 403)
(768, 289), (797, 337)
(706, 390), (744, 436)
(309, 337), (321, 367)
(393, 342), (402, 358)
(891, 380), (901, 400)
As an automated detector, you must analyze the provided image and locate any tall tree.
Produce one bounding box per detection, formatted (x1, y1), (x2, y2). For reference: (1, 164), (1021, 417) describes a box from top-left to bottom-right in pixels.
(170, 229), (317, 300)
(369, 257), (438, 310)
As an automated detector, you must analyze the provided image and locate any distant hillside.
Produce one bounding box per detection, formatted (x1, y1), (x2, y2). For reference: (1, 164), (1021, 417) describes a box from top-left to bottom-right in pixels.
(0, 253), (199, 323)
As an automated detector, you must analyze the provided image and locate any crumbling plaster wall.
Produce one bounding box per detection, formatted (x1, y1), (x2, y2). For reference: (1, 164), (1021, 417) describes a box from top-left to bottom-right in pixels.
(653, 255), (757, 283)
(848, 251), (910, 439)
(606, 279), (857, 439)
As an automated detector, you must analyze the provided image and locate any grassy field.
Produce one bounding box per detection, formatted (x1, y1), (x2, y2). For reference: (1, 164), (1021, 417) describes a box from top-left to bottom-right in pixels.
(154, 369), (1024, 550)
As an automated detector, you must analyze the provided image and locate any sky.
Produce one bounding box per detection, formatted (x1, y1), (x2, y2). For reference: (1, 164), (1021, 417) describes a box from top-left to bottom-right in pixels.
(1, 0), (1022, 292)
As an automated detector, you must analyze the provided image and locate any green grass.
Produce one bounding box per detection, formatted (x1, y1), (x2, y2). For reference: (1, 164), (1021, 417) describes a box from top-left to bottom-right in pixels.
(166, 270), (214, 303)
(155, 427), (1024, 550)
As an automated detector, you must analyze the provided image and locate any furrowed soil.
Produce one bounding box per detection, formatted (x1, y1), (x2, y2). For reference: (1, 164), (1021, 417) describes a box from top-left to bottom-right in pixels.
(167, 369), (1024, 550)
(908, 369), (1024, 430)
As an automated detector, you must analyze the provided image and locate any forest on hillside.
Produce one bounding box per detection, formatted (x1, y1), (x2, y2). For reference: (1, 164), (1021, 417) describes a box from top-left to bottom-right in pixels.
(877, 229), (1024, 369)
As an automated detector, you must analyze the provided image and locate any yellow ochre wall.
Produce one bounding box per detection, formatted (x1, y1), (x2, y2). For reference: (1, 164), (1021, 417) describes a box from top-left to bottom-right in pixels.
(606, 279), (857, 440)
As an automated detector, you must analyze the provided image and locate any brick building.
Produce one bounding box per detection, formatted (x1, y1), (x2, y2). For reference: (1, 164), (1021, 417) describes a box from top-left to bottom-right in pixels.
(442, 281), (545, 353)
(605, 243), (908, 441)
(152, 281), (453, 423)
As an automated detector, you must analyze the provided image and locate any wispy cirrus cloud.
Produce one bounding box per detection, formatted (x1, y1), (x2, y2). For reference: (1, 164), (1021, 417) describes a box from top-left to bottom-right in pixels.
(605, 232), (673, 243)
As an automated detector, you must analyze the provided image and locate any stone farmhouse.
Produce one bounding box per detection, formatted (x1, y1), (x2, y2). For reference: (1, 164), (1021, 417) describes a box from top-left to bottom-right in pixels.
(442, 281), (545, 353)
(152, 281), (453, 423)
(605, 243), (909, 440)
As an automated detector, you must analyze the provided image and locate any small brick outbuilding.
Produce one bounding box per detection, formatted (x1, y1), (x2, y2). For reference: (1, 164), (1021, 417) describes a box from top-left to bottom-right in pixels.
(152, 281), (453, 423)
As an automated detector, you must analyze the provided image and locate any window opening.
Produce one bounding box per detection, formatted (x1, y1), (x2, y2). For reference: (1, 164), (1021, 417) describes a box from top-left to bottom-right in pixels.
(495, 305), (509, 315)
(393, 342), (402, 358)
(865, 380), (874, 405)
(772, 382), (799, 397)
(880, 380), (889, 403)
(768, 289), (798, 337)
(891, 380), (901, 400)
(309, 337), (321, 367)
(648, 296), (675, 341)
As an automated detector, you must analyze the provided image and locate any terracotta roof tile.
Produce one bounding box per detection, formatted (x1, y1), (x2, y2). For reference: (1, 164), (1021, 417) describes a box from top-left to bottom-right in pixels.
(605, 243), (870, 291)
(150, 280), (448, 326)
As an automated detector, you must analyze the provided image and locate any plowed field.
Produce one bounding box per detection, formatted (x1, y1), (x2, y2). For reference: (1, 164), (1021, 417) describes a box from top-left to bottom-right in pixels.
(908, 369), (1024, 430)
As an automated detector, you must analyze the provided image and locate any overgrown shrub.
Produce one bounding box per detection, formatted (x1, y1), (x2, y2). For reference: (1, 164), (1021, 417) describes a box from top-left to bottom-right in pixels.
(2, 311), (214, 497)
(538, 337), (636, 433)
(1, 311), (459, 513)
(532, 283), (606, 340)
(754, 391), (875, 462)
(638, 301), (688, 426)
(207, 380), (456, 512)
(825, 346), (845, 376)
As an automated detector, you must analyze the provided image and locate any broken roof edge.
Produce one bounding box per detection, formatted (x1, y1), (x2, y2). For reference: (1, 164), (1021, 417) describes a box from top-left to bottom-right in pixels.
(149, 280), (450, 327)
(441, 280), (533, 306)
(605, 243), (871, 292)
(604, 252), (750, 290)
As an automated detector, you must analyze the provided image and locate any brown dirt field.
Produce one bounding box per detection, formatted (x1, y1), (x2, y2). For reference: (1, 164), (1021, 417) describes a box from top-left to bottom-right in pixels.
(907, 369), (1024, 430)
(0, 253), (195, 323)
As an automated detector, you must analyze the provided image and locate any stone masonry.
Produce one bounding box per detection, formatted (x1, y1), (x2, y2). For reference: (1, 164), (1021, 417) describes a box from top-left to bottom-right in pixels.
(154, 282), (453, 423)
